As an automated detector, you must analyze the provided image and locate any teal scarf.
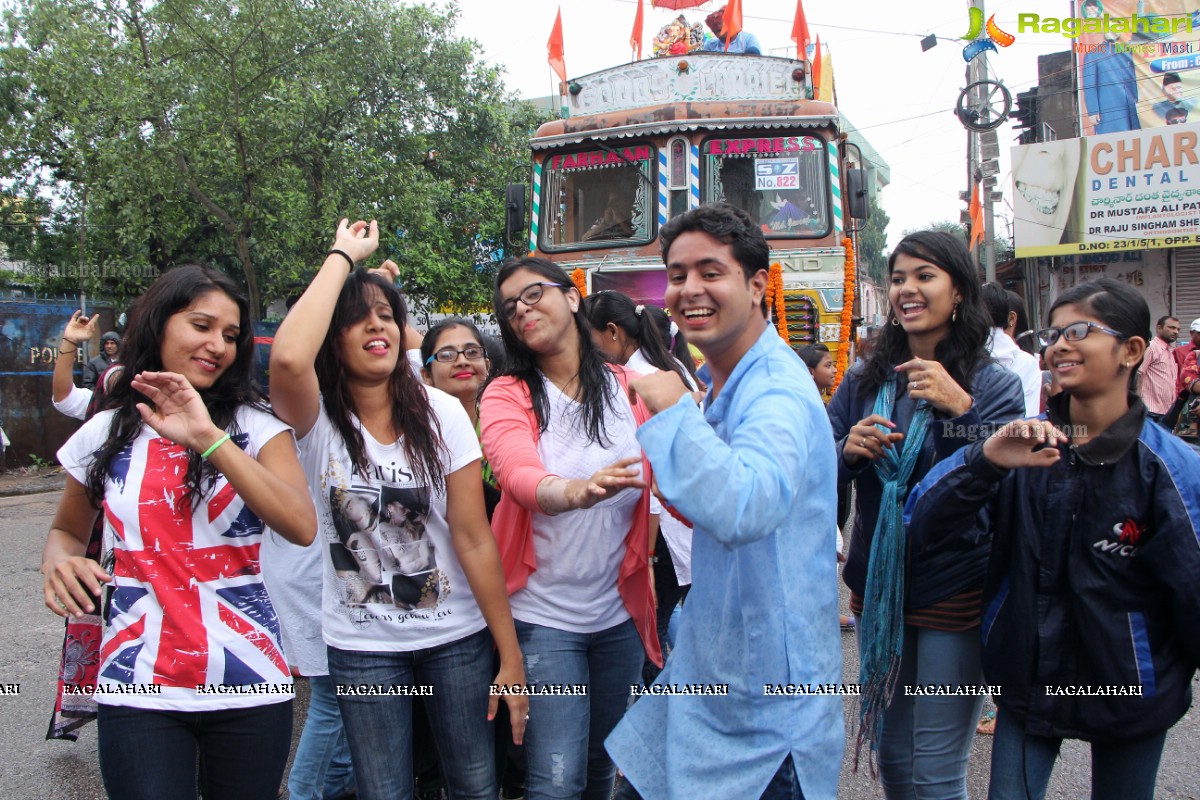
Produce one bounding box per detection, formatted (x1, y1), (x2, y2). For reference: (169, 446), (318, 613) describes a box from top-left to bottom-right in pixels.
(855, 376), (932, 769)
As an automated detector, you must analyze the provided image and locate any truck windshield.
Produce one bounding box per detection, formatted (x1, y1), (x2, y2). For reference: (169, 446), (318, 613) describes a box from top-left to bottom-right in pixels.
(701, 135), (830, 237)
(540, 144), (655, 250)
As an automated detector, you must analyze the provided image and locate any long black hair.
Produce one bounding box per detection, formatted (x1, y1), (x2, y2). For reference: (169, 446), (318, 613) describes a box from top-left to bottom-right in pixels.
(856, 230), (991, 397)
(86, 265), (264, 509)
(487, 257), (618, 445)
(581, 291), (691, 387)
(646, 305), (700, 387)
(315, 270), (445, 492)
(1047, 278), (1149, 391)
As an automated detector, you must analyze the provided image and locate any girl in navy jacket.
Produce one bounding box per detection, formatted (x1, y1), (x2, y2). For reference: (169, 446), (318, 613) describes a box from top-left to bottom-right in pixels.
(907, 278), (1200, 800)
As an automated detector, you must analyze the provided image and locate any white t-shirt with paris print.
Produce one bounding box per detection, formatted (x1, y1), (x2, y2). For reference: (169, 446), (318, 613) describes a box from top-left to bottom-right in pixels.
(298, 386), (486, 652)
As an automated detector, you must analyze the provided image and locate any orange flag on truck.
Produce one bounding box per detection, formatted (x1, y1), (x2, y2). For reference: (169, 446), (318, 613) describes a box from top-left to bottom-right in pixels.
(630, 0), (644, 60)
(723, 0), (743, 52)
(548, 7), (567, 83)
(791, 0), (811, 59)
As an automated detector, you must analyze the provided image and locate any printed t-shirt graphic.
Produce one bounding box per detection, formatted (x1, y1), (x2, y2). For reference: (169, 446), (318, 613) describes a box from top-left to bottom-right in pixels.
(299, 388), (487, 651)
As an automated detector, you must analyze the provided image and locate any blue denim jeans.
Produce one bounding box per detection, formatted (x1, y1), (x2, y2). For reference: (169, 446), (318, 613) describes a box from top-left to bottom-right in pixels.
(288, 675), (356, 800)
(988, 708), (1167, 800)
(97, 700), (292, 800)
(327, 628), (497, 800)
(516, 618), (644, 800)
(857, 622), (984, 800)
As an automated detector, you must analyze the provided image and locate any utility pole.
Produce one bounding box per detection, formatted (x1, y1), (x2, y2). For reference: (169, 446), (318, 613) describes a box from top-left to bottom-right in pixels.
(968, 0), (997, 282)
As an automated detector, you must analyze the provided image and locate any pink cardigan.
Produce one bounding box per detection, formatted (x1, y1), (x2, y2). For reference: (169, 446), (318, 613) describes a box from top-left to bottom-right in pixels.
(479, 364), (662, 667)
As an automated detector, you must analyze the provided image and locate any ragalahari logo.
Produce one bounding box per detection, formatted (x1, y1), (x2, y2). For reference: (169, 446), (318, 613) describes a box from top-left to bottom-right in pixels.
(962, 8), (1015, 62)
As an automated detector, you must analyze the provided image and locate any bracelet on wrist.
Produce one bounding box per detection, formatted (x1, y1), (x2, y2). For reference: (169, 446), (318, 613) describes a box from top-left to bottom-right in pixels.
(327, 248), (356, 270)
(59, 341), (78, 355)
(200, 433), (232, 460)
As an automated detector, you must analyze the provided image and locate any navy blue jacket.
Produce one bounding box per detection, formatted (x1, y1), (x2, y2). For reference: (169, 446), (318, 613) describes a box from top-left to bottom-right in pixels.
(828, 360), (1024, 609)
(906, 395), (1200, 741)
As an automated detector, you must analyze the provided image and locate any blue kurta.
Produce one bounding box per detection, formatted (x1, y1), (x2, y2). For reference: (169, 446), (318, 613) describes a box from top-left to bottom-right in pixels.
(605, 326), (843, 799)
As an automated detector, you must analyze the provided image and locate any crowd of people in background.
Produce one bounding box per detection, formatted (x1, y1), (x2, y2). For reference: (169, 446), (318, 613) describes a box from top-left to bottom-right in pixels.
(37, 203), (1200, 800)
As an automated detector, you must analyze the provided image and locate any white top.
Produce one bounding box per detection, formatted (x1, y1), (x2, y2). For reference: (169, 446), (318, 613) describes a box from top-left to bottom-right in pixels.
(406, 349), (423, 378)
(987, 329), (1042, 418)
(510, 372), (643, 631)
(260, 530), (327, 676)
(299, 387), (486, 651)
(57, 407), (295, 710)
(53, 385), (92, 421)
(625, 349), (696, 586)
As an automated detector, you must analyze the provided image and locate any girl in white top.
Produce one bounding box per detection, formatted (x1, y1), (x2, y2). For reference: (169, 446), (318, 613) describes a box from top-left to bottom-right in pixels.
(582, 292), (698, 683)
(43, 264), (316, 800)
(269, 219), (526, 800)
(481, 260), (659, 800)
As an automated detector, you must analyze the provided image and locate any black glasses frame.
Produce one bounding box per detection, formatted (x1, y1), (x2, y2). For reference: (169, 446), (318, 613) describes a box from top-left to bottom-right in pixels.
(425, 345), (487, 365)
(1036, 320), (1125, 348)
(501, 282), (567, 320)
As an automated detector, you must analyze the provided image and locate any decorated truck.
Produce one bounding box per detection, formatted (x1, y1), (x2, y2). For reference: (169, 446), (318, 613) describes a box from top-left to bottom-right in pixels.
(504, 51), (870, 376)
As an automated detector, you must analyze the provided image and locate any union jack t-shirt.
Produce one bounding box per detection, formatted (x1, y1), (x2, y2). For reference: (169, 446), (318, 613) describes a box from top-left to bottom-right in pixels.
(58, 407), (295, 711)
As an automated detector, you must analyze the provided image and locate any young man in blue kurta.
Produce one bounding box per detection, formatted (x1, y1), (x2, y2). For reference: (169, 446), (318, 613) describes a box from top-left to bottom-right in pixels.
(607, 203), (843, 799)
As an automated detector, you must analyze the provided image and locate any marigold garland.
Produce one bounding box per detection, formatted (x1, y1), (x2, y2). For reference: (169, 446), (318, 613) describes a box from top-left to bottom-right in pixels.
(834, 237), (857, 392)
(767, 262), (787, 341)
(570, 268), (587, 298)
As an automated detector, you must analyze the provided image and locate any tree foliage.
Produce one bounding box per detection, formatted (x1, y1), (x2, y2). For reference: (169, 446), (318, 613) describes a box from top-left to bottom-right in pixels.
(856, 195), (889, 286)
(0, 0), (549, 315)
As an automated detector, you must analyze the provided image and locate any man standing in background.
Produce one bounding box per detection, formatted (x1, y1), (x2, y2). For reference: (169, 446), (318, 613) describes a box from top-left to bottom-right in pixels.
(82, 331), (120, 390)
(1139, 316), (1179, 425)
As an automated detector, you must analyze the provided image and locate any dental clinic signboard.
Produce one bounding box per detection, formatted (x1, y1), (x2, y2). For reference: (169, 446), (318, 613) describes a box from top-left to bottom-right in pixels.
(1012, 121), (1200, 257)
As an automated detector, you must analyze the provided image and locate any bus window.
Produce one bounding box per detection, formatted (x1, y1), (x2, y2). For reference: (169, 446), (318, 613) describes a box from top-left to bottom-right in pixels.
(700, 135), (830, 237)
(541, 144), (656, 250)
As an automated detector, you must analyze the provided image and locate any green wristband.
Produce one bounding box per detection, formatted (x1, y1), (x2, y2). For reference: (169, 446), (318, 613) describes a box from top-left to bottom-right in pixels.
(200, 433), (231, 459)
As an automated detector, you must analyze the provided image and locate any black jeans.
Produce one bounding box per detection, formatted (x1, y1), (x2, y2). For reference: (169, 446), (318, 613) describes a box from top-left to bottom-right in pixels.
(97, 700), (292, 800)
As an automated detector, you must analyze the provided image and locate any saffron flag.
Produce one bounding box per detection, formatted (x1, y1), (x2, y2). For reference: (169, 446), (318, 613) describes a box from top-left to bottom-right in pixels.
(819, 45), (836, 104)
(791, 0), (811, 60)
(969, 182), (984, 249)
(631, 0), (644, 61)
(812, 35), (823, 99)
(548, 7), (567, 84)
(723, 0), (743, 52)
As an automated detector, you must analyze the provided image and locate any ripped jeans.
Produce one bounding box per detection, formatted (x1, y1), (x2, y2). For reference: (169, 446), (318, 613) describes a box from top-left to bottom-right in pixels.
(514, 618), (644, 800)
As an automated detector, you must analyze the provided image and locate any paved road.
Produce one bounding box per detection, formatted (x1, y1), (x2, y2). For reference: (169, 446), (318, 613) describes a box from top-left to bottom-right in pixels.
(2, 491), (1197, 799)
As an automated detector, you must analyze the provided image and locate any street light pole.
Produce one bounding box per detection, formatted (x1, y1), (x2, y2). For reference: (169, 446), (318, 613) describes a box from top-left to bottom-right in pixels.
(969, 0), (997, 282)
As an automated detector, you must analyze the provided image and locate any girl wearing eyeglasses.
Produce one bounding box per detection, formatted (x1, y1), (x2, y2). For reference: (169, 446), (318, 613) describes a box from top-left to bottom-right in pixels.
(907, 278), (1200, 800)
(418, 319), (498, 516)
(479, 257), (661, 800)
(827, 230), (1024, 794)
(269, 220), (527, 800)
